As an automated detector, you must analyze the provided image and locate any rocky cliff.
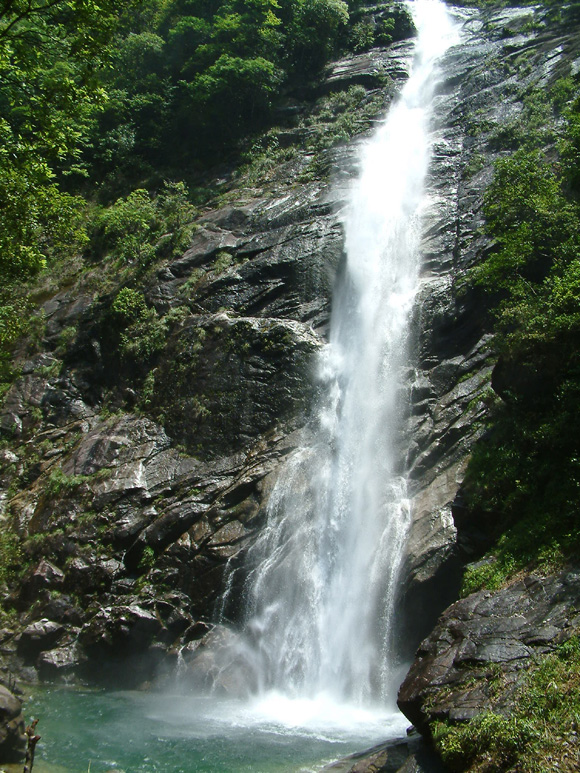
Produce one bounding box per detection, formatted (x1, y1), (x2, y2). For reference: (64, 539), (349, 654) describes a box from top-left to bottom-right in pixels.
(0, 35), (415, 691)
(1, 1), (580, 771)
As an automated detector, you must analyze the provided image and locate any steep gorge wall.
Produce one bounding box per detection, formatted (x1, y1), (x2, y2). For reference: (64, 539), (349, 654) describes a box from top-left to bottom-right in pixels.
(0, 6), (578, 743)
(0, 38), (414, 689)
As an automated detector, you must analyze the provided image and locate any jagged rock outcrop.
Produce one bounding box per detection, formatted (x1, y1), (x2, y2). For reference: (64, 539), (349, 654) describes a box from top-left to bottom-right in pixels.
(397, 568), (580, 733)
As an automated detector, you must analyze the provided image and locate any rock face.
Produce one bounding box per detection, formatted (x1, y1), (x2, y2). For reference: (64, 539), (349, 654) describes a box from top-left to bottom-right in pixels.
(0, 42), (414, 688)
(0, 685), (25, 761)
(395, 0), (580, 649)
(397, 568), (580, 734)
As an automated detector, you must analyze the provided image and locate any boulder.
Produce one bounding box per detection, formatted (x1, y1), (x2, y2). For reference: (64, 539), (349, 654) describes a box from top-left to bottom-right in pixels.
(37, 643), (86, 681)
(77, 604), (166, 687)
(64, 556), (120, 593)
(321, 735), (448, 773)
(17, 619), (65, 662)
(397, 569), (580, 734)
(79, 605), (162, 657)
(179, 624), (259, 696)
(0, 685), (25, 762)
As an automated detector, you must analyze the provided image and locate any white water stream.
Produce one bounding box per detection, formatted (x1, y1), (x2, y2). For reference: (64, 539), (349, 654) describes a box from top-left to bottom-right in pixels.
(216, 0), (459, 732)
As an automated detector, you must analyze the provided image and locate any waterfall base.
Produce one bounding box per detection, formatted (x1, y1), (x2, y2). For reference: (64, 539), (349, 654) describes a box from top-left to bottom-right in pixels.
(23, 687), (410, 773)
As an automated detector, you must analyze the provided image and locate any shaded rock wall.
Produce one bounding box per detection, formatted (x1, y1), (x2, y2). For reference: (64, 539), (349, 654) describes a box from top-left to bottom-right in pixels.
(396, 0), (580, 653)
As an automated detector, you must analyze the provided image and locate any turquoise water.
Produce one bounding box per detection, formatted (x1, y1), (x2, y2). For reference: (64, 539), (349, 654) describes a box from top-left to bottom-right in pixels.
(22, 688), (408, 773)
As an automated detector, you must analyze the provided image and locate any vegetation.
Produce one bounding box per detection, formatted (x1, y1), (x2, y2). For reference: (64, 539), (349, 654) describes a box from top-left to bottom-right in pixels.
(433, 636), (580, 772)
(460, 76), (580, 593)
(0, 0), (415, 394)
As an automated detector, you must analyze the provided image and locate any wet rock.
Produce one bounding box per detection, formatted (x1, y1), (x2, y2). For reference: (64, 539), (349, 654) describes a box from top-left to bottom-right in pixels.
(77, 604), (166, 687)
(22, 560), (65, 599)
(0, 685), (26, 762)
(152, 599), (192, 638)
(0, 375), (48, 437)
(322, 734), (447, 773)
(397, 568), (580, 735)
(65, 556), (121, 593)
(39, 594), (84, 627)
(37, 643), (86, 681)
(79, 605), (162, 657)
(17, 619), (65, 662)
(322, 741), (410, 773)
(179, 624), (258, 696)
(322, 44), (413, 95)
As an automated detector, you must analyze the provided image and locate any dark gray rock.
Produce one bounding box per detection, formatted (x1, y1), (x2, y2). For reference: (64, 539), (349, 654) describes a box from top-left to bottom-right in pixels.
(321, 734), (448, 773)
(23, 560), (65, 596)
(17, 619), (65, 661)
(321, 740), (411, 773)
(322, 44), (412, 95)
(397, 568), (580, 734)
(64, 556), (118, 593)
(0, 685), (25, 762)
(37, 643), (86, 681)
(79, 605), (162, 656)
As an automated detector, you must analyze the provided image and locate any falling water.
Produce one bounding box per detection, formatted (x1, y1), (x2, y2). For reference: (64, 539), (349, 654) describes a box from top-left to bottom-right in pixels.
(225, 0), (459, 714)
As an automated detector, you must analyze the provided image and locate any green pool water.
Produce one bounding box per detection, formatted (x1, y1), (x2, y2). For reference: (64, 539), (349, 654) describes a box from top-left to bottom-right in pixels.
(19, 688), (408, 773)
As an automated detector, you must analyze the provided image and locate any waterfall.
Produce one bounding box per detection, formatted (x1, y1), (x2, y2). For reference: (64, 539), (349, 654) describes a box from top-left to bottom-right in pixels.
(222, 0), (458, 711)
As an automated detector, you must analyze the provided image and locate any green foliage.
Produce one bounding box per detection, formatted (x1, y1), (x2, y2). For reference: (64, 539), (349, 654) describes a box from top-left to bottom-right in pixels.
(82, 0), (416, 178)
(110, 288), (167, 361)
(0, 0), (416, 289)
(0, 0), (128, 281)
(0, 528), (22, 587)
(349, 20), (374, 53)
(433, 637), (580, 772)
(100, 181), (195, 266)
(189, 53), (283, 138)
(461, 80), (580, 592)
(45, 468), (89, 499)
(0, 295), (28, 387)
(0, 176), (89, 282)
(434, 712), (535, 771)
(102, 189), (160, 265)
(139, 369), (157, 410)
(120, 309), (168, 360)
(461, 557), (514, 597)
(283, 0), (349, 74)
(138, 545), (156, 570)
(111, 288), (149, 324)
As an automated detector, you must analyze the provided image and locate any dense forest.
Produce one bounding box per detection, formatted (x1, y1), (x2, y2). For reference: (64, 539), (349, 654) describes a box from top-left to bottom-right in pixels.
(1, 0), (580, 771)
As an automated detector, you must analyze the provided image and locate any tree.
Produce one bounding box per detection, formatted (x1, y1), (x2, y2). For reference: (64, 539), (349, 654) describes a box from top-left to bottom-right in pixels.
(0, 0), (131, 281)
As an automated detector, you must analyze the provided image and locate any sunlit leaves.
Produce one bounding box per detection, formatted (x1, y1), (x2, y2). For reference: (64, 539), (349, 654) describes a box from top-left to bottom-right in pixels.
(461, 79), (580, 586)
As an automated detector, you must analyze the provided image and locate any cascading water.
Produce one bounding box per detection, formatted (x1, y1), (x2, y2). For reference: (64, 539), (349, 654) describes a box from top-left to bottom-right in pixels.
(26, 6), (466, 773)
(227, 0), (460, 715)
